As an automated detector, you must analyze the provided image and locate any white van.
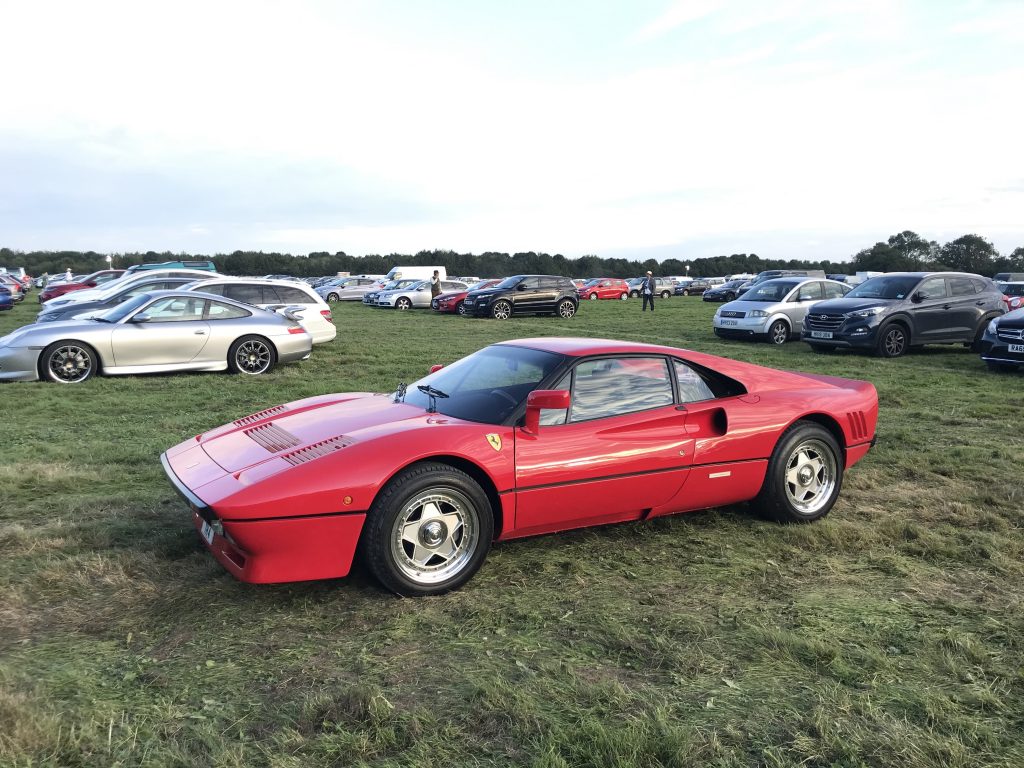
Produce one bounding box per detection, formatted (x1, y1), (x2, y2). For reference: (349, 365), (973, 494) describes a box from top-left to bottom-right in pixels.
(384, 266), (447, 282)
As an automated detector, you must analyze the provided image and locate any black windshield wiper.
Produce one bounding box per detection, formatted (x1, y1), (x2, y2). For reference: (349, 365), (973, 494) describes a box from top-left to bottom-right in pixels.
(394, 381), (407, 403)
(416, 384), (449, 413)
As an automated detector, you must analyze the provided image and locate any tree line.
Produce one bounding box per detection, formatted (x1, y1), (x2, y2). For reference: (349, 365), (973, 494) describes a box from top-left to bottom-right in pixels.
(2, 231), (1021, 280)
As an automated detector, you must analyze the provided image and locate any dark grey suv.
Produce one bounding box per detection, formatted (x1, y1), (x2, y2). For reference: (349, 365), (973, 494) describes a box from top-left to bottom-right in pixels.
(801, 272), (1005, 357)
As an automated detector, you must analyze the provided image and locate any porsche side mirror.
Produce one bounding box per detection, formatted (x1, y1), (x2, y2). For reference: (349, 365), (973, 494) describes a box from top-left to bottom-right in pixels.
(523, 389), (571, 434)
(429, 364), (444, 374)
(131, 313), (152, 323)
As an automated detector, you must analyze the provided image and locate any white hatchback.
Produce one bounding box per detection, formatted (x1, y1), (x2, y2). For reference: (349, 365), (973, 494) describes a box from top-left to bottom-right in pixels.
(185, 278), (336, 344)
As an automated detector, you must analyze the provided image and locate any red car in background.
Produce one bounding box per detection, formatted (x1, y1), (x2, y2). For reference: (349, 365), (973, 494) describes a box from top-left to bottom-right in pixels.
(996, 281), (1024, 312)
(432, 279), (500, 315)
(578, 278), (630, 301)
(39, 269), (126, 303)
(162, 337), (878, 596)
(0, 274), (25, 302)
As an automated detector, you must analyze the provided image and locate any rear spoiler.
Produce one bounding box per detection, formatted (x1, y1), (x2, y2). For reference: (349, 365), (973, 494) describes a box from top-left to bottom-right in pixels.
(265, 304), (306, 322)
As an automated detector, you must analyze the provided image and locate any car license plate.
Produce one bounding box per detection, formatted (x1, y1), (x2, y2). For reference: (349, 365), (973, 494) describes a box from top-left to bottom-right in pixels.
(200, 520), (214, 545)
(720, 319), (737, 326)
(811, 331), (833, 339)
(1009, 343), (1024, 354)
(464, 300), (474, 306)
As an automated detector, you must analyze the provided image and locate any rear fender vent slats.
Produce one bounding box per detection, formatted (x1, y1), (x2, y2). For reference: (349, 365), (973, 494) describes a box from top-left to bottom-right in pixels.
(234, 405), (287, 427)
(244, 423), (303, 452)
(846, 411), (868, 441)
(281, 435), (353, 466)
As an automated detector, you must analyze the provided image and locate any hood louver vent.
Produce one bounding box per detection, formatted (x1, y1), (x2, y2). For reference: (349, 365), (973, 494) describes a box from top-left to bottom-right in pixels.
(234, 405), (287, 427)
(244, 423), (302, 452)
(281, 435), (353, 466)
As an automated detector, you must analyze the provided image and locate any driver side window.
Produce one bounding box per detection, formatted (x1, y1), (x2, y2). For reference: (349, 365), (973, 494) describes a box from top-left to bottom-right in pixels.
(142, 296), (206, 322)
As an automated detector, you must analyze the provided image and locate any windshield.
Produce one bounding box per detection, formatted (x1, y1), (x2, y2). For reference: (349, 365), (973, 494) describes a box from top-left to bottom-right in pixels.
(97, 293), (153, 323)
(583, 279), (602, 287)
(740, 280), (799, 302)
(400, 345), (565, 424)
(846, 275), (920, 300)
(997, 282), (1024, 297)
(468, 280), (493, 291)
(491, 276), (522, 290)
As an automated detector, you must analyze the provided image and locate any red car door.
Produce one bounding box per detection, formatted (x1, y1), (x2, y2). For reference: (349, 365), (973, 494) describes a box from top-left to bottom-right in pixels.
(512, 356), (692, 537)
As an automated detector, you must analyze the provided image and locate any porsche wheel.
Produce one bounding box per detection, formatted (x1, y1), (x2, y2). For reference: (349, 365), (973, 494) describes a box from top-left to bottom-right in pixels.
(42, 340), (97, 384)
(228, 336), (277, 376)
(589, 293), (598, 301)
(362, 462), (493, 596)
(557, 299), (577, 318)
(755, 421), (842, 523)
(768, 320), (789, 345)
(491, 300), (512, 320)
(877, 323), (908, 358)
(396, 297), (412, 310)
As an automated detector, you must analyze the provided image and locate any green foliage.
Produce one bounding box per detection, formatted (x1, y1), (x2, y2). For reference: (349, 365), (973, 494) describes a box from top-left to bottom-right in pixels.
(937, 234), (1001, 275)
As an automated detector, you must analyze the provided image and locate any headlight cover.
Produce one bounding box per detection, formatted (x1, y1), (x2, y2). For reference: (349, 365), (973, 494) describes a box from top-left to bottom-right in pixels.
(748, 309), (768, 318)
(844, 306), (885, 320)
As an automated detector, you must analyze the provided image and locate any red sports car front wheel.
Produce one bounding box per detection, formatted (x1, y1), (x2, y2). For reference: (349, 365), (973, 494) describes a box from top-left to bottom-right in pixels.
(362, 462), (494, 596)
(755, 421), (843, 523)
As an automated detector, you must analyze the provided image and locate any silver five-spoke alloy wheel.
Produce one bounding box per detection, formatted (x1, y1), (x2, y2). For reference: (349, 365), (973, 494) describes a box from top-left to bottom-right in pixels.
(390, 489), (479, 585)
(783, 438), (837, 516)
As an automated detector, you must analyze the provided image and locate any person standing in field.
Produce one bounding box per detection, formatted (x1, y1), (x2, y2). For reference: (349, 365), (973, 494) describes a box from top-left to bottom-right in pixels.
(641, 270), (656, 312)
(41, 271), (49, 288)
(64, 267), (72, 282)
(430, 270), (441, 298)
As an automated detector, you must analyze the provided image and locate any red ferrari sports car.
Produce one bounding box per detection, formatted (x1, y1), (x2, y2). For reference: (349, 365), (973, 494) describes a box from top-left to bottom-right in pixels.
(162, 338), (878, 596)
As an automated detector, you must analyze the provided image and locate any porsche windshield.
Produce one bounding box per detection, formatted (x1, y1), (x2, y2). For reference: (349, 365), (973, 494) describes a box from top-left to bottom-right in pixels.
(846, 275), (921, 300)
(401, 345), (565, 424)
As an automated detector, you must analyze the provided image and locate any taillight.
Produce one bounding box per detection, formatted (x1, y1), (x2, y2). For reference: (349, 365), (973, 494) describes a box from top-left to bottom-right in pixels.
(1011, 297), (1022, 309)
(320, 309), (333, 323)
(288, 327), (306, 335)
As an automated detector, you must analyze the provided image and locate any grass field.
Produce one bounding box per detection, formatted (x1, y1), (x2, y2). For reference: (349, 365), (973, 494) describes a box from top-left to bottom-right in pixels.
(1, 294), (1022, 767)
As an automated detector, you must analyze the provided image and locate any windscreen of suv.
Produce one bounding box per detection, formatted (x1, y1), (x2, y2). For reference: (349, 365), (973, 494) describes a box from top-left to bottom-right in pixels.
(492, 276), (523, 290)
(741, 281), (800, 302)
(846, 276), (920, 300)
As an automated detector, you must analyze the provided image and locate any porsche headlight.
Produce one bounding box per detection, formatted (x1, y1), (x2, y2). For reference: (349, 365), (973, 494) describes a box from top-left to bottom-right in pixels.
(844, 307), (885, 320)
(987, 318), (999, 335)
(748, 309), (768, 318)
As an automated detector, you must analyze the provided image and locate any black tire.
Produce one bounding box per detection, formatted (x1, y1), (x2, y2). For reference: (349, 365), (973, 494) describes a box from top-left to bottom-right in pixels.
(725, 292), (736, 302)
(588, 293), (598, 301)
(630, 290), (640, 298)
(41, 340), (98, 384)
(768, 320), (789, 345)
(619, 292), (628, 301)
(876, 323), (908, 358)
(327, 292), (339, 302)
(228, 335), (277, 375)
(557, 299), (577, 318)
(754, 421), (843, 523)
(683, 289), (690, 296)
(491, 300), (512, 320)
(396, 297), (412, 310)
(969, 322), (988, 352)
(361, 462), (493, 596)
(455, 301), (466, 316)
(660, 290), (670, 299)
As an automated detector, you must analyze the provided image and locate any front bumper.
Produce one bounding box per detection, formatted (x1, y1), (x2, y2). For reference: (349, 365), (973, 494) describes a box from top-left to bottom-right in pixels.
(713, 318), (769, 340)
(161, 451), (366, 584)
(462, 299), (492, 316)
(801, 323), (881, 349)
(0, 346), (41, 381)
(978, 336), (1024, 368)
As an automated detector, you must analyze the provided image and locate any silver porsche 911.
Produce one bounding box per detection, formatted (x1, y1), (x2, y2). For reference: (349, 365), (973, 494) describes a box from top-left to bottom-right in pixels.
(0, 290), (313, 383)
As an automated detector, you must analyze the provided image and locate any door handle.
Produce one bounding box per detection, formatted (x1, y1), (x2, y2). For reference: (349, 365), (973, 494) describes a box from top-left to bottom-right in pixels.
(976, 300), (986, 306)
(195, 330), (207, 335)
(942, 304), (951, 310)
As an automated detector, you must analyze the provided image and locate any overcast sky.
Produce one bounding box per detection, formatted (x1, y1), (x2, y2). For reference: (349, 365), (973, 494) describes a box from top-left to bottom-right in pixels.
(2, 0), (1022, 262)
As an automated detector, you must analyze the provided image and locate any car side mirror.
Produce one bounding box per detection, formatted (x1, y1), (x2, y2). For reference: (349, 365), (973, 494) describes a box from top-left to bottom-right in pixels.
(523, 389), (571, 434)
(429, 364), (444, 374)
(911, 291), (925, 303)
(131, 312), (151, 323)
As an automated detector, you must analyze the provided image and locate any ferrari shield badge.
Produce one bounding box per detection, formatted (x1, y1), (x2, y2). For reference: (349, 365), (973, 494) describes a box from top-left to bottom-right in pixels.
(486, 434), (502, 452)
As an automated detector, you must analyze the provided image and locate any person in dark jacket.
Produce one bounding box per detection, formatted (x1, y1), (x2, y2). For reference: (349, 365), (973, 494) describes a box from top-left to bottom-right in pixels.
(641, 270), (656, 312)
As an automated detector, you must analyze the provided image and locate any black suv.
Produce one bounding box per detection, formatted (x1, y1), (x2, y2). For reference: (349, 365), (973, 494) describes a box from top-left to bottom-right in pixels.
(463, 275), (579, 319)
(801, 272), (1005, 357)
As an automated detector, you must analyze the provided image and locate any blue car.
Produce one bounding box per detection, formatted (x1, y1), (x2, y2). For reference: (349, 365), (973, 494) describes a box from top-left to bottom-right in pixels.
(0, 285), (13, 311)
